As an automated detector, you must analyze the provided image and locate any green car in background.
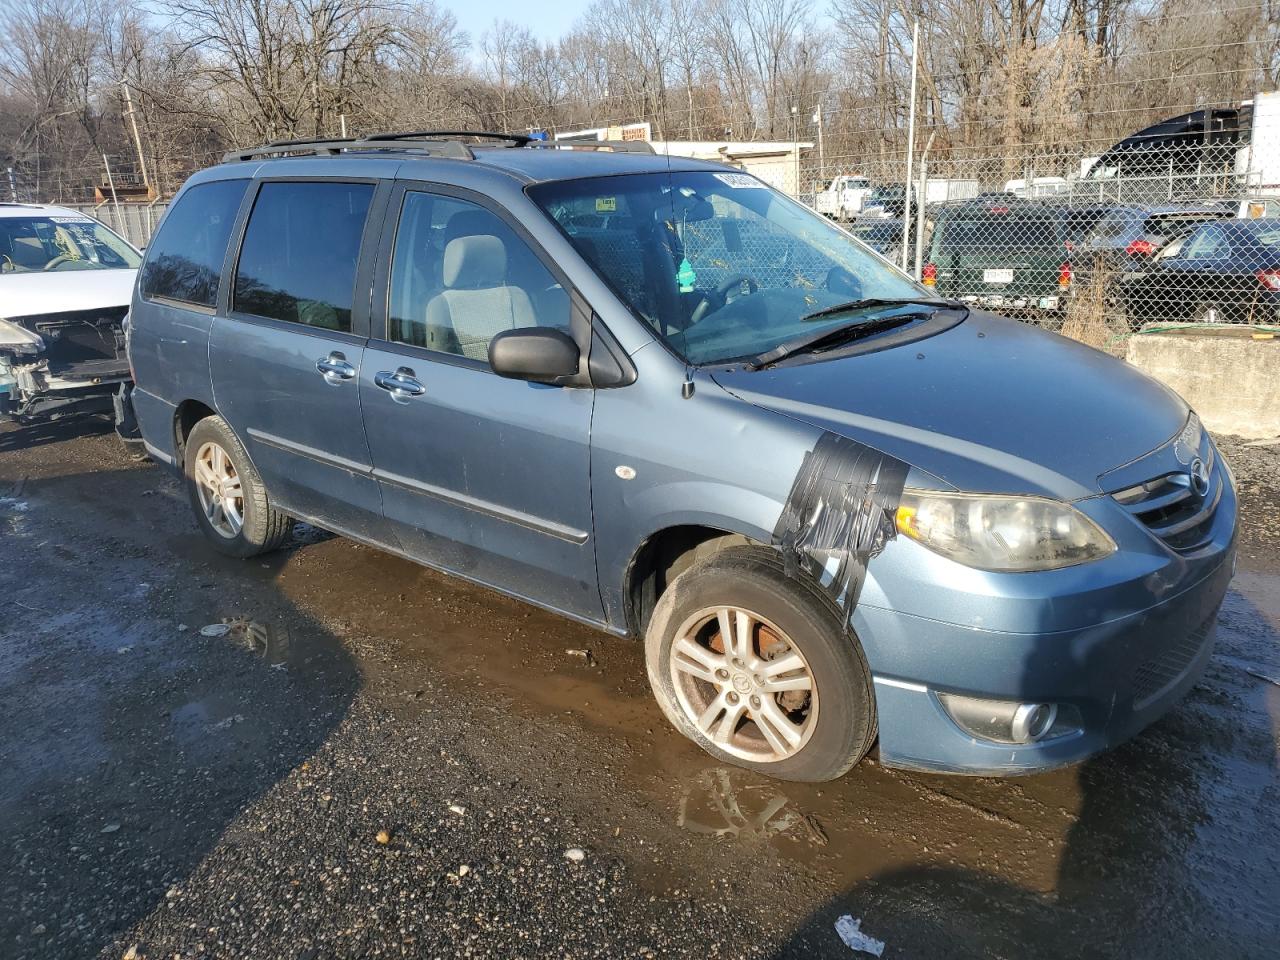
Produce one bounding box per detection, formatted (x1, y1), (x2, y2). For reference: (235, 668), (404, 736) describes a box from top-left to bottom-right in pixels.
(923, 200), (1073, 319)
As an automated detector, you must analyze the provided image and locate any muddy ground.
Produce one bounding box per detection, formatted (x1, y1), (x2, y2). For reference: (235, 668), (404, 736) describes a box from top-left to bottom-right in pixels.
(1, 420), (1277, 960)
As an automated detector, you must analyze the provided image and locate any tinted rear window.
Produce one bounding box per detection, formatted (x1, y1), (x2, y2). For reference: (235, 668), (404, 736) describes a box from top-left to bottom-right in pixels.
(1061, 209), (1110, 242)
(141, 179), (248, 307)
(936, 216), (1061, 251)
(233, 181), (374, 332)
(1143, 214), (1220, 239)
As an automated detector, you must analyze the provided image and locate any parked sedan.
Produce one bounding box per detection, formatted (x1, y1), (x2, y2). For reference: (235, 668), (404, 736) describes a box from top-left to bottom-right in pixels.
(1075, 203), (1232, 273)
(1120, 217), (1280, 326)
(0, 203), (140, 424)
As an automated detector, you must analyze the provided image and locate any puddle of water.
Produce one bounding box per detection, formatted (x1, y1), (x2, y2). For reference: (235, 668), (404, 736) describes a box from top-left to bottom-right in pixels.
(677, 767), (828, 848)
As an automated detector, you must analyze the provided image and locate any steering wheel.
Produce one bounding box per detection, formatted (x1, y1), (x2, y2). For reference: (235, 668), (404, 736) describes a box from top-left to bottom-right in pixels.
(42, 254), (77, 271)
(689, 275), (761, 326)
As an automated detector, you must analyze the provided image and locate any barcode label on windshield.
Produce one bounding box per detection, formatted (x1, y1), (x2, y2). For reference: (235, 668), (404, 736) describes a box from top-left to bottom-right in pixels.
(713, 173), (765, 189)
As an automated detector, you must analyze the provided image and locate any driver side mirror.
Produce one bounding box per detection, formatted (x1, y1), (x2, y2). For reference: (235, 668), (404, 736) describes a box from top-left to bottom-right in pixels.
(489, 327), (580, 384)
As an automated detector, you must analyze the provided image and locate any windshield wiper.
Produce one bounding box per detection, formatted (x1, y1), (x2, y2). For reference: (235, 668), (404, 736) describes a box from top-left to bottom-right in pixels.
(748, 313), (921, 369)
(747, 298), (965, 370)
(799, 296), (962, 323)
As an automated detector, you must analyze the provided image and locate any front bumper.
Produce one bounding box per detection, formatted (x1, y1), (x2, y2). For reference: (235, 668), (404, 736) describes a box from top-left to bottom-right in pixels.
(861, 550), (1232, 775)
(857, 430), (1238, 776)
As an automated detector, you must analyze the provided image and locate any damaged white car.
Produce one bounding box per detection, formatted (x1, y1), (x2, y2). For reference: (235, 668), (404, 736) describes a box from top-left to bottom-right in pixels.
(0, 203), (140, 425)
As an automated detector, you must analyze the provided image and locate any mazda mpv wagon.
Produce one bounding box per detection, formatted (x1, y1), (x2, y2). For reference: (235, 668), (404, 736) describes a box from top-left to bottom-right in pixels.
(126, 132), (1237, 781)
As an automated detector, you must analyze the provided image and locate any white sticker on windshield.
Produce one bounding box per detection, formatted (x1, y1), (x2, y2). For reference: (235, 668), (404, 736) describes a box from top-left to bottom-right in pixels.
(713, 173), (765, 189)
(50, 216), (94, 223)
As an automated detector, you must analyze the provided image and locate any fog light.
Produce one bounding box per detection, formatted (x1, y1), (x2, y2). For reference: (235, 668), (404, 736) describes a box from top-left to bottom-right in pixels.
(938, 693), (1062, 744)
(1011, 702), (1057, 742)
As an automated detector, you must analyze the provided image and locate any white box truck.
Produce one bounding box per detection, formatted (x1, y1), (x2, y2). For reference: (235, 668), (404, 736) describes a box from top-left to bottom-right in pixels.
(815, 175), (873, 220)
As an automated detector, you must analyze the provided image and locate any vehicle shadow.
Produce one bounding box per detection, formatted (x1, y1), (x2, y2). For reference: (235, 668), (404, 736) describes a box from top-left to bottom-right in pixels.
(0, 414), (116, 453)
(0, 447), (361, 959)
(769, 581), (1280, 959)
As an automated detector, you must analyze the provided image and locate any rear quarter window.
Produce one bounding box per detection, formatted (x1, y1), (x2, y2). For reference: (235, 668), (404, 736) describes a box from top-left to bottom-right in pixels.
(141, 179), (248, 307)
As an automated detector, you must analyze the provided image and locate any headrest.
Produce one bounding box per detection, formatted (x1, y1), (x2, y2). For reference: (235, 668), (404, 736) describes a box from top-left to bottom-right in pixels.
(443, 209), (498, 246)
(443, 235), (506, 289)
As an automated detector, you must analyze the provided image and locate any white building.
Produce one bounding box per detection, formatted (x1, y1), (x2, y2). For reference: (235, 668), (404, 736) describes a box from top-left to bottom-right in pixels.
(554, 124), (814, 197)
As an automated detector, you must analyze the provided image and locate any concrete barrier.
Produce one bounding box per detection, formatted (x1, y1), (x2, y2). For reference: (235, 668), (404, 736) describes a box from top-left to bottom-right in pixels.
(1126, 324), (1280, 439)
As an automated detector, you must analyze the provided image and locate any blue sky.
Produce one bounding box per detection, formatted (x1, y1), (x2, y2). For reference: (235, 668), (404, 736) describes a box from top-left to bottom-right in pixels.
(448, 0), (590, 45)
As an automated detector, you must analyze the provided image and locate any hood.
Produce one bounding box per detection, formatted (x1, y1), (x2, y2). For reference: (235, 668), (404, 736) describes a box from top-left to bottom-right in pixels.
(712, 312), (1188, 501)
(0, 269), (137, 318)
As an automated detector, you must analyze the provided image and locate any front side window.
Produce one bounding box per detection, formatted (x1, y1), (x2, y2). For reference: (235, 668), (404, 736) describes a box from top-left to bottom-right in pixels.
(388, 192), (568, 361)
(1183, 226), (1228, 260)
(530, 171), (922, 365)
(141, 179), (246, 307)
(1250, 225), (1280, 249)
(2, 214), (140, 275)
(233, 181), (374, 332)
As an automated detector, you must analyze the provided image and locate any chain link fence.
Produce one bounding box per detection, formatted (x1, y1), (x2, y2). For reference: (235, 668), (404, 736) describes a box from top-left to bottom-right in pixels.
(766, 134), (1280, 351)
(14, 126), (1280, 356)
(53, 200), (169, 249)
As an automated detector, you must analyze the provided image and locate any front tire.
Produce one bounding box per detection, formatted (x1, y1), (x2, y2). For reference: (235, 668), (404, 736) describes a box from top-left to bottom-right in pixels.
(184, 415), (292, 558)
(645, 546), (877, 782)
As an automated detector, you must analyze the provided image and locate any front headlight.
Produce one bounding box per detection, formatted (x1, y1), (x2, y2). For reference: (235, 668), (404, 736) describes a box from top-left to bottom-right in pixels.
(895, 490), (1116, 572)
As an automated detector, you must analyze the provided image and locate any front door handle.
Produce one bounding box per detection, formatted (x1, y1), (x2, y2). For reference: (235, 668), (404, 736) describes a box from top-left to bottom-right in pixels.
(374, 366), (426, 403)
(316, 352), (356, 384)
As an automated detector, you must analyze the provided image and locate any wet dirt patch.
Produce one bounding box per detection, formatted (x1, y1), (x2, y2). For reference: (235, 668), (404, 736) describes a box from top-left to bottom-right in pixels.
(3, 418), (1279, 959)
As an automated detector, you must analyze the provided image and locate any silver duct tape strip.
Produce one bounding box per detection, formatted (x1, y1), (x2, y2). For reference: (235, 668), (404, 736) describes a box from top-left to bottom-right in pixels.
(773, 432), (909, 621)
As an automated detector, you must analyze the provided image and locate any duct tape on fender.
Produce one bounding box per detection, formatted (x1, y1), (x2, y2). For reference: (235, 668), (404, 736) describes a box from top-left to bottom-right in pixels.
(772, 432), (909, 624)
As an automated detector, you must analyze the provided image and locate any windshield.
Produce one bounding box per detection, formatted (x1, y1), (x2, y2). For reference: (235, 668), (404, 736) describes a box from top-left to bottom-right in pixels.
(0, 215), (141, 273)
(529, 171), (924, 365)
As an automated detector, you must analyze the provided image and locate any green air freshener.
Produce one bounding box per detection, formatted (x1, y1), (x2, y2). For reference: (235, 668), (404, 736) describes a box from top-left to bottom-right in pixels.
(676, 257), (697, 293)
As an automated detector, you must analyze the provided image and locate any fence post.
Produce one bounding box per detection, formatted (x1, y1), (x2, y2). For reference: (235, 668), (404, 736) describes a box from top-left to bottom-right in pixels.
(102, 154), (122, 228)
(914, 158), (928, 281)
(900, 18), (919, 272)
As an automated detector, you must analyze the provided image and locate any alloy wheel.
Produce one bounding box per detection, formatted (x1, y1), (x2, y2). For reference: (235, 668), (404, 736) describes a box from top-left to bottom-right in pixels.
(193, 441), (244, 539)
(668, 605), (819, 762)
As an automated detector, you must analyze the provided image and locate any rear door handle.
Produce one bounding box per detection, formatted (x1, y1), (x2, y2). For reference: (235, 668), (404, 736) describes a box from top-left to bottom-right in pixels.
(374, 366), (426, 403)
(316, 352), (356, 384)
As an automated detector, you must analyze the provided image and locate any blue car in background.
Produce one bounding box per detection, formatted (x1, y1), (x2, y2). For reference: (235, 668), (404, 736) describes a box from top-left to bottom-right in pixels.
(125, 132), (1238, 781)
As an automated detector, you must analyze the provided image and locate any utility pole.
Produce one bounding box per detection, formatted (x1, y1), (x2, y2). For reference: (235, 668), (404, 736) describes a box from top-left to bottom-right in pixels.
(6, 167), (17, 202)
(120, 80), (150, 192)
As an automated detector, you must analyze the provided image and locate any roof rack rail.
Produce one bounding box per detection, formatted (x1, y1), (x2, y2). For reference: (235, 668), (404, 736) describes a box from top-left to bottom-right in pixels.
(536, 139), (656, 155)
(221, 129), (658, 164)
(222, 135), (475, 163)
(364, 130), (534, 146)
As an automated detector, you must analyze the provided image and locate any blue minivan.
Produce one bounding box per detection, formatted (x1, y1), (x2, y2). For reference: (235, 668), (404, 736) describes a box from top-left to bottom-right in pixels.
(126, 132), (1237, 781)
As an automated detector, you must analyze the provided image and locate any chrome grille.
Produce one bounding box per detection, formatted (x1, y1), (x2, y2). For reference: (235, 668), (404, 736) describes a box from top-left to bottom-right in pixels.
(1112, 442), (1222, 552)
(1131, 614), (1215, 707)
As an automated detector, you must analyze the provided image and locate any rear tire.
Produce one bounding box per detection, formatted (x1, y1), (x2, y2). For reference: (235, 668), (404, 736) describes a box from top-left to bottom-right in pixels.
(184, 415), (292, 558)
(645, 546), (877, 782)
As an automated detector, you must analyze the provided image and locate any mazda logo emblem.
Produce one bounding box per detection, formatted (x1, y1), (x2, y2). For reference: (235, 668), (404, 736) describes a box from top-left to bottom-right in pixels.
(1189, 458), (1210, 497)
